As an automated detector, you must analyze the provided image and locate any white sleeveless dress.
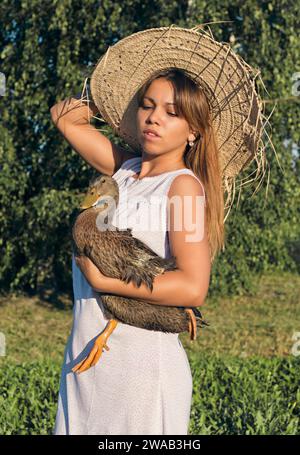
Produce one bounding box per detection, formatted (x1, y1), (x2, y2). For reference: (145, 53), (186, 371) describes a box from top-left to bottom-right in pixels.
(53, 156), (206, 435)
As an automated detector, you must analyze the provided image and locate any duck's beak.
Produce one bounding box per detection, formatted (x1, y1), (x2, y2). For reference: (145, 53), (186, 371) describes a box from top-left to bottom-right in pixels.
(80, 192), (100, 209)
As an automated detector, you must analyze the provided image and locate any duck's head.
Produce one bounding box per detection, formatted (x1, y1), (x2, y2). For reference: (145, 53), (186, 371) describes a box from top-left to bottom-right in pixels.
(80, 175), (119, 211)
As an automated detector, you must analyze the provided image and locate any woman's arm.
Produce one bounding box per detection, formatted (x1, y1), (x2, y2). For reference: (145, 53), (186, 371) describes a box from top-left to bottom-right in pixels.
(74, 256), (200, 307)
(76, 174), (211, 308)
(99, 269), (201, 308)
(50, 95), (135, 175)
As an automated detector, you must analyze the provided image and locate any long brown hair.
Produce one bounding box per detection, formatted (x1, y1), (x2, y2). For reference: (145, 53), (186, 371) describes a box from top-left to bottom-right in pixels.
(136, 68), (225, 263)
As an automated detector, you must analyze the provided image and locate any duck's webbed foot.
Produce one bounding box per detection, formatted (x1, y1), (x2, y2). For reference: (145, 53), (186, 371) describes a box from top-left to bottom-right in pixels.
(185, 308), (197, 342)
(72, 319), (118, 374)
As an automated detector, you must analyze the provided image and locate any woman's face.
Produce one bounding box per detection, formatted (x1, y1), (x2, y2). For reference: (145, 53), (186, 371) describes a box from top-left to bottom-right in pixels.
(136, 77), (194, 158)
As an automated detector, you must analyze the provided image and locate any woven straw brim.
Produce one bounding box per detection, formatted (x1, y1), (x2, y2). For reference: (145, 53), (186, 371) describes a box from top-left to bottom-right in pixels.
(90, 26), (264, 178)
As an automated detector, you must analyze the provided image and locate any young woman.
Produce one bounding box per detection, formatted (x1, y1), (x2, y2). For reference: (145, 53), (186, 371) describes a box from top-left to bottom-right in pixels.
(50, 68), (223, 435)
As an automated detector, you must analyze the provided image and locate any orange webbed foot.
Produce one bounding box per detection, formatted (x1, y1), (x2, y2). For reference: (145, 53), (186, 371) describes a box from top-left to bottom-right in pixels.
(185, 308), (197, 342)
(72, 319), (118, 374)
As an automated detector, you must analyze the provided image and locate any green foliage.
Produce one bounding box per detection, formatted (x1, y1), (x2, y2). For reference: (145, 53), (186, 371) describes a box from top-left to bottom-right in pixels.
(0, 355), (299, 434)
(188, 353), (300, 435)
(0, 123), (80, 294)
(0, 0), (299, 297)
(0, 359), (61, 435)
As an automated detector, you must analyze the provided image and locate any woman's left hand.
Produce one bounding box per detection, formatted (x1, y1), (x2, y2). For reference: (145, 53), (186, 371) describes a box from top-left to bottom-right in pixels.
(74, 256), (108, 291)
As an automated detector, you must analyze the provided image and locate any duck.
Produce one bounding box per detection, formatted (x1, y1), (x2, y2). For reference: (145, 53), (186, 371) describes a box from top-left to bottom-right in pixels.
(71, 174), (209, 374)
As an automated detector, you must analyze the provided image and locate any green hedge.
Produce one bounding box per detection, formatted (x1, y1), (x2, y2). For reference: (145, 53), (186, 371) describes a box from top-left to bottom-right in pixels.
(0, 354), (299, 434)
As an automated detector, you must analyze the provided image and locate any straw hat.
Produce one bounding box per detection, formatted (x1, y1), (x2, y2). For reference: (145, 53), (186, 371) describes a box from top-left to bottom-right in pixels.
(81, 24), (272, 219)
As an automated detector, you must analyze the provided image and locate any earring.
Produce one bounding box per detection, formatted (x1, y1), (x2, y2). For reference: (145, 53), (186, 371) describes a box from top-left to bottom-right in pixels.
(188, 140), (194, 147)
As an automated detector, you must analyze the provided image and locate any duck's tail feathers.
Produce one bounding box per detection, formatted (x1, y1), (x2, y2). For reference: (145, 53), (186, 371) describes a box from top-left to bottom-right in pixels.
(193, 307), (210, 328)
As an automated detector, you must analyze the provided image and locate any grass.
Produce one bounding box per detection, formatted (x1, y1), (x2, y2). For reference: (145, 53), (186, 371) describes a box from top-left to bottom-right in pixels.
(0, 271), (299, 434)
(0, 271), (299, 365)
(184, 271), (300, 359)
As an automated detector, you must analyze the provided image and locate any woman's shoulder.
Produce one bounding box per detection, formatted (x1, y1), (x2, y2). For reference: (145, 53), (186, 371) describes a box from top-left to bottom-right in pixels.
(167, 170), (206, 204)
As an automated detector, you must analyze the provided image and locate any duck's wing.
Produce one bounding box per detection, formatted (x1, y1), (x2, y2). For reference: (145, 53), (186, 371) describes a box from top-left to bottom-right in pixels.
(113, 228), (178, 291)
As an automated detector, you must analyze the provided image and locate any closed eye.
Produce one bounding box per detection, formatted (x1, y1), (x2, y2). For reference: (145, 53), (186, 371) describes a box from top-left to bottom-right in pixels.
(140, 105), (177, 116)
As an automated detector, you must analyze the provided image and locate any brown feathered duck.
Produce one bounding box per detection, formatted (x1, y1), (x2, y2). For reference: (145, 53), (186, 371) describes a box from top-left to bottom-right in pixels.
(71, 174), (209, 373)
